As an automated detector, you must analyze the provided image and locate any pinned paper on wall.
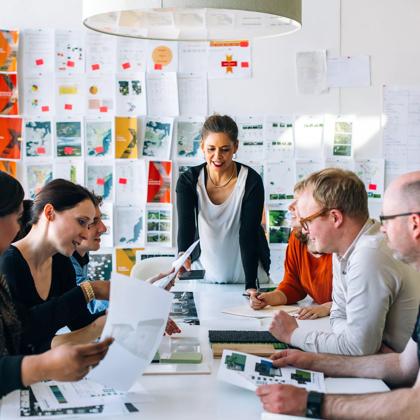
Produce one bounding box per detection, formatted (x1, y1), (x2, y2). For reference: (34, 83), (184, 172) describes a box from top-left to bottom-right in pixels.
(0, 29), (19, 72)
(55, 76), (85, 114)
(55, 120), (82, 157)
(115, 206), (145, 247)
(85, 32), (116, 74)
(0, 160), (17, 178)
(296, 50), (328, 95)
(86, 163), (113, 201)
(26, 163), (53, 199)
(208, 40), (251, 79)
(55, 29), (84, 74)
(146, 204), (172, 247)
(0, 74), (19, 115)
(175, 117), (204, 160)
(327, 55), (371, 88)
(116, 37), (147, 72)
(354, 159), (385, 200)
(295, 116), (325, 160)
(24, 120), (52, 158)
(98, 202), (113, 248)
(146, 72), (179, 117)
(115, 73), (147, 115)
(266, 162), (295, 203)
(147, 40), (178, 72)
(86, 75), (114, 114)
(23, 75), (54, 116)
(115, 160), (146, 206)
(236, 116), (265, 162)
(147, 160), (172, 203)
(115, 116), (138, 159)
(142, 117), (174, 160)
(115, 247), (143, 276)
(23, 29), (54, 74)
(178, 41), (208, 73)
(264, 116), (295, 161)
(331, 119), (353, 158)
(295, 160), (324, 182)
(53, 159), (84, 185)
(85, 117), (113, 158)
(178, 73), (208, 116)
(0, 117), (22, 160)
(268, 207), (291, 247)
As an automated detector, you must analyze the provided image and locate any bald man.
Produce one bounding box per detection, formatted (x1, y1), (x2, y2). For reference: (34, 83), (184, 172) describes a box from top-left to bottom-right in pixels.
(256, 171), (420, 418)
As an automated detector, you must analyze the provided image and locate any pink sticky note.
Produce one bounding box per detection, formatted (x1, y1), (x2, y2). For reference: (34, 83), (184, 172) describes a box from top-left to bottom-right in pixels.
(41, 106), (49, 112)
(67, 60), (75, 68)
(369, 184), (377, 191)
(35, 58), (44, 66)
(36, 147), (46, 154)
(154, 63), (162, 70)
(96, 178), (105, 185)
(119, 178), (127, 185)
(64, 147), (74, 155)
(95, 146), (104, 154)
(64, 104), (73, 110)
(99, 106), (108, 113)
(240, 41), (249, 47)
(91, 63), (100, 71)
(122, 62), (131, 70)
(241, 62), (249, 68)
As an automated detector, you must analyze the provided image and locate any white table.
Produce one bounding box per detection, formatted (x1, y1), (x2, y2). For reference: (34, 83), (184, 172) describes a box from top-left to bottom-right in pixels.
(0, 282), (388, 420)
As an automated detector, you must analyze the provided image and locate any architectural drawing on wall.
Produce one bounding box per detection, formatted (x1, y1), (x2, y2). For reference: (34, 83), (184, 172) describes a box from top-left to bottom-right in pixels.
(354, 159), (385, 200)
(176, 118), (204, 159)
(55, 29), (84, 74)
(178, 41), (208, 73)
(236, 116), (264, 162)
(324, 158), (355, 172)
(0, 73), (19, 115)
(115, 73), (147, 115)
(295, 160), (323, 182)
(295, 116), (324, 160)
(177, 73), (208, 116)
(26, 163), (53, 199)
(266, 161), (295, 203)
(55, 76), (85, 115)
(0, 116), (22, 160)
(86, 75), (114, 114)
(147, 40), (179, 72)
(23, 29), (54, 75)
(208, 40), (251, 79)
(264, 116), (295, 161)
(115, 160), (146, 206)
(143, 117), (174, 159)
(268, 208), (291, 246)
(98, 202), (113, 248)
(332, 119), (353, 157)
(88, 252), (113, 281)
(55, 120), (82, 157)
(85, 118), (113, 158)
(115, 206), (144, 247)
(86, 163), (113, 201)
(147, 161), (172, 203)
(116, 37), (147, 72)
(24, 120), (52, 158)
(54, 160), (84, 185)
(23, 75), (54, 116)
(85, 31), (116, 74)
(115, 116), (138, 159)
(146, 205), (172, 247)
(146, 72), (179, 117)
(0, 29), (19, 72)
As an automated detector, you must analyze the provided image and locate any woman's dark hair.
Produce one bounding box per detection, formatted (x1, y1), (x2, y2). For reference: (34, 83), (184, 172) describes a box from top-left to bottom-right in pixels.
(201, 114), (238, 144)
(30, 179), (98, 224)
(0, 171), (24, 217)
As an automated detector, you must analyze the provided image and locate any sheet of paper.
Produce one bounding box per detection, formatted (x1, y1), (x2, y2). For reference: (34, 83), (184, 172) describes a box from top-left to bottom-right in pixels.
(295, 160), (324, 182)
(146, 72), (179, 117)
(24, 119), (52, 158)
(53, 159), (84, 184)
(329, 118), (353, 158)
(115, 73), (147, 115)
(115, 159), (147, 206)
(85, 32), (116, 74)
(178, 42), (208, 73)
(98, 202), (113, 248)
(236, 116), (265, 162)
(178, 73), (208, 116)
(23, 29), (54, 74)
(0, 73), (19, 115)
(147, 40), (178, 72)
(265, 162), (295, 203)
(218, 350), (325, 392)
(55, 29), (84, 74)
(89, 274), (172, 391)
(116, 37), (147, 72)
(264, 116), (295, 161)
(175, 117), (205, 160)
(269, 247), (287, 283)
(222, 303), (298, 319)
(0, 117), (22, 160)
(86, 75), (115, 115)
(55, 75), (85, 115)
(147, 161), (172, 203)
(25, 162), (53, 199)
(85, 117), (113, 158)
(55, 119), (82, 158)
(142, 117), (174, 159)
(296, 50), (328, 94)
(86, 162), (114, 201)
(208, 40), (251, 79)
(354, 158), (385, 200)
(0, 29), (19, 72)
(145, 204), (173, 247)
(294, 115), (325, 160)
(152, 240), (199, 288)
(268, 207), (291, 247)
(115, 116), (138, 159)
(327, 55), (371, 88)
(115, 206), (145, 247)
(23, 75), (54, 116)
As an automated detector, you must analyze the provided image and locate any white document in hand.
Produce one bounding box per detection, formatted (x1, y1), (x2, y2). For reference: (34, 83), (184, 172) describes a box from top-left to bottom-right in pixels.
(153, 239), (200, 288)
(218, 350), (325, 393)
(88, 274), (172, 391)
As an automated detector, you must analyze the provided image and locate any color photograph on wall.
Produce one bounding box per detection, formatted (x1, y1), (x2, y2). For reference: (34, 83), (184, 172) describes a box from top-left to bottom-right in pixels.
(0, 73), (19, 115)
(115, 116), (138, 159)
(147, 160), (172, 203)
(0, 29), (19, 72)
(55, 120), (82, 157)
(24, 120), (52, 158)
(0, 116), (22, 159)
(85, 118), (113, 158)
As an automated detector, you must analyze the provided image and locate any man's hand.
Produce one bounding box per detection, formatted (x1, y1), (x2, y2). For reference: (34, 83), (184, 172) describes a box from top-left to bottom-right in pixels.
(269, 311), (298, 343)
(270, 349), (316, 370)
(165, 317), (181, 335)
(256, 384), (308, 415)
(297, 304), (330, 319)
(249, 292), (268, 310)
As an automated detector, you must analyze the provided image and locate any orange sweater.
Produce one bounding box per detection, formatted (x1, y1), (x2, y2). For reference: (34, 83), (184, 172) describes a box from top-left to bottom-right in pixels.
(276, 233), (333, 304)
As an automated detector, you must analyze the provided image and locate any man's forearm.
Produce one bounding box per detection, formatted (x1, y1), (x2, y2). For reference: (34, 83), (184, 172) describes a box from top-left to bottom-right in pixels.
(323, 387), (420, 419)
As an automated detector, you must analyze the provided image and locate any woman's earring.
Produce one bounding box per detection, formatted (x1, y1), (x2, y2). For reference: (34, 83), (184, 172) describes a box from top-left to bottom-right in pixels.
(233, 153), (237, 159)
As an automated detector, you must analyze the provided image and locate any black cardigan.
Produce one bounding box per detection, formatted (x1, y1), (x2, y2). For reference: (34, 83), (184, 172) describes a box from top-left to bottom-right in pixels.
(176, 162), (270, 290)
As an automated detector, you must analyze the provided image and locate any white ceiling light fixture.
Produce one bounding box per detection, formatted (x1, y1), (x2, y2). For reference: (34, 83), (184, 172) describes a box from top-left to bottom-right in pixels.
(83, 0), (302, 41)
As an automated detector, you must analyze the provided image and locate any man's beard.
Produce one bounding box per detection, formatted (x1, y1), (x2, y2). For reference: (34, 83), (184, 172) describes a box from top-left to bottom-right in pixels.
(294, 229), (324, 255)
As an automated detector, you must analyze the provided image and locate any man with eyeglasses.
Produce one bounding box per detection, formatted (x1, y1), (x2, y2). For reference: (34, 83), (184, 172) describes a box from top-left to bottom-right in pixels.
(269, 168), (419, 356)
(257, 170), (420, 418)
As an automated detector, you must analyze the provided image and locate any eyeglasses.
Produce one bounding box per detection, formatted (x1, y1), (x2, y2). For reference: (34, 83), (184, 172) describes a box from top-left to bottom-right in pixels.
(379, 212), (420, 226)
(299, 208), (330, 231)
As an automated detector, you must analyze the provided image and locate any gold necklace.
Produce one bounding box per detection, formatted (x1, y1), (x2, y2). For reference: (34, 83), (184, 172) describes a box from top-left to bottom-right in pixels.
(207, 164), (236, 188)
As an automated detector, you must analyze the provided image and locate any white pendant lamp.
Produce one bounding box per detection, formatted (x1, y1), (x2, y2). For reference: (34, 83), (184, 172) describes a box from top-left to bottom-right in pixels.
(83, 0), (302, 41)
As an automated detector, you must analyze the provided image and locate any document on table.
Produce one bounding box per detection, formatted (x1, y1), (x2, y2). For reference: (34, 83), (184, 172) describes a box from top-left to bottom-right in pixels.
(222, 304), (299, 319)
(218, 350), (325, 392)
(88, 274), (172, 390)
(152, 239), (200, 288)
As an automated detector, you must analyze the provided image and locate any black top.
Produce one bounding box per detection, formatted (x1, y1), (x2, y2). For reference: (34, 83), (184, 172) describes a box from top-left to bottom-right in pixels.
(176, 162), (270, 290)
(0, 245), (102, 354)
(411, 306), (420, 364)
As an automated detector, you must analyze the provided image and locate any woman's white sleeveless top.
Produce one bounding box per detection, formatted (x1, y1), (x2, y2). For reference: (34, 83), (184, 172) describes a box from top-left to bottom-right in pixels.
(193, 165), (248, 283)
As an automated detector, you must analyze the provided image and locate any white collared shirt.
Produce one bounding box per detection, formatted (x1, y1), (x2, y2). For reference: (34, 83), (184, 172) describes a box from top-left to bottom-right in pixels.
(291, 219), (420, 355)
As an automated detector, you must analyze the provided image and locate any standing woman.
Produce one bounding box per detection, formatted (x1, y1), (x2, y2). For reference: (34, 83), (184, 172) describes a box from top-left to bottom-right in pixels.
(0, 179), (110, 354)
(176, 115), (270, 292)
(0, 172), (112, 398)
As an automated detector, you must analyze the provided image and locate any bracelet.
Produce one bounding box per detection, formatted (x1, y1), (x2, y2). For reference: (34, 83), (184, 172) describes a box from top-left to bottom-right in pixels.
(306, 391), (324, 418)
(80, 281), (95, 303)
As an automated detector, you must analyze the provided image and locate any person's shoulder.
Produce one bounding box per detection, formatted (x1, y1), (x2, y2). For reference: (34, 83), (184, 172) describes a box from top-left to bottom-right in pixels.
(53, 253), (75, 269)
(0, 245), (23, 266)
(238, 162), (263, 185)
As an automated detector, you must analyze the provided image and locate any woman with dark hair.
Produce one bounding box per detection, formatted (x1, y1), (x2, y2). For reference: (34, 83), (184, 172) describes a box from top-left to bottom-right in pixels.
(0, 179), (110, 354)
(0, 171), (112, 398)
(176, 115), (270, 292)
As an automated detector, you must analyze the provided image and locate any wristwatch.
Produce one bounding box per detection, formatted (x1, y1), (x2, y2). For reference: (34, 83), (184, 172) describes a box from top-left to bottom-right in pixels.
(306, 391), (324, 418)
